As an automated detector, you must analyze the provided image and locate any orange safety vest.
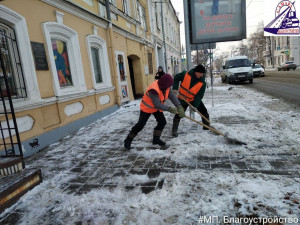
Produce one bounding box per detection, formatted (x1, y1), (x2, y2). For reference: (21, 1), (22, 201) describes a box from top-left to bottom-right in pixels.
(179, 72), (203, 102)
(140, 81), (170, 113)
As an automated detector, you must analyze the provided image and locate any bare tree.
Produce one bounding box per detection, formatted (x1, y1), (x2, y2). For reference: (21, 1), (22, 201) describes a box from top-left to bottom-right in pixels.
(214, 52), (229, 71)
(247, 21), (266, 66)
(192, 50), (209, 66)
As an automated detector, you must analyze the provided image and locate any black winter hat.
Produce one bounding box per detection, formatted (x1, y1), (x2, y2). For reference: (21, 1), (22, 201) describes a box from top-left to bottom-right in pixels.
(194, 64), (206, 73)
(158, 74), (174, 90)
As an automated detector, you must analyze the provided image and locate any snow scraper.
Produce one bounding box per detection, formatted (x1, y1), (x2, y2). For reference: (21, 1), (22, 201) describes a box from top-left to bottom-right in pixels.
(174, 91), (246, 145)
(185, 115), (247, 145)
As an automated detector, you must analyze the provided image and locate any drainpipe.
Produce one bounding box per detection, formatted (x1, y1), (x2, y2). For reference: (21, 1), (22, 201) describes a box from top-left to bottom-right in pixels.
(105, 0), (121, 105)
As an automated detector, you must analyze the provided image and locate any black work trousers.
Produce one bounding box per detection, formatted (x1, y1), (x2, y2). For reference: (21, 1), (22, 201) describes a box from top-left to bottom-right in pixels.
(131, 110), (166, 135)
(173, 101), (209, 121)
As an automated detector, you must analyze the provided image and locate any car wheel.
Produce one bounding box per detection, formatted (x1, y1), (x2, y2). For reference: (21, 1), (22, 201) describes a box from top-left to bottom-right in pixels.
(225, 76), (230, 84)
(249, 79), (253, 84)
(278, 68), (280, 71)
(293, 68), (296, 70)
(287, 68), (289, 71)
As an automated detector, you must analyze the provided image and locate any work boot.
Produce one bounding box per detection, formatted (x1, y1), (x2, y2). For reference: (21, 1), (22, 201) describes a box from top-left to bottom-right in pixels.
(202, 114), (210, 130)
(152, 129), (166, 146)
(172, 118), (180, 137)
(124, 131), (136, 150)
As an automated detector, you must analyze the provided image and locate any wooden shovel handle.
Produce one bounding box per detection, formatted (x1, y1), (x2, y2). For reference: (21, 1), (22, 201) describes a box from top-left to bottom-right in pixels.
(185, 115), (225, 136)
(175, 91), (210, 124)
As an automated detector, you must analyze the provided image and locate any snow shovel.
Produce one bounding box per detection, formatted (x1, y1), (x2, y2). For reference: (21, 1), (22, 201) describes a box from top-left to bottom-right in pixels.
(184, 115), (247, 145)
(175, 91), (210, 124)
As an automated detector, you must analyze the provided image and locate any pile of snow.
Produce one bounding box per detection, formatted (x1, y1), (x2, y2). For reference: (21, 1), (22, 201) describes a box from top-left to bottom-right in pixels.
(1, 78), (299, 224)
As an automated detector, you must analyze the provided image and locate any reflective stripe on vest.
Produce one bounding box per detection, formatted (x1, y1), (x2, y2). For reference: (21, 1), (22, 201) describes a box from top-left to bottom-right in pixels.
(140, 81), (170, 113)
(179, 72), (203, 102)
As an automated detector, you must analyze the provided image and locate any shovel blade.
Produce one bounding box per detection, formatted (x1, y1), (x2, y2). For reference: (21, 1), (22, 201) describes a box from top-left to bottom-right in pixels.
(224, 133), (247, 145)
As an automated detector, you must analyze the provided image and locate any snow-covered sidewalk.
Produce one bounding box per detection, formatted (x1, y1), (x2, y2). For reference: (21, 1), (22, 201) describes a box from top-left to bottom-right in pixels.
(1, 78), (299, 225)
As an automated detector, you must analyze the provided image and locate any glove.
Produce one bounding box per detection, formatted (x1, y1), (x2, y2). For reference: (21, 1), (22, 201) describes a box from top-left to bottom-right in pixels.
(168, 107), (178, 114)
(177, 105), (186, 118)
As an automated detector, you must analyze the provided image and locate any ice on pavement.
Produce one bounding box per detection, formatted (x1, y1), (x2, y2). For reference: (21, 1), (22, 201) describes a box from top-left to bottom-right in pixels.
(1, 78), (299, 224)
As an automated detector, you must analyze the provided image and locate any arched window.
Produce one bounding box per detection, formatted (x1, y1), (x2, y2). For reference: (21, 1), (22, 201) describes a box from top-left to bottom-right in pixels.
(43, 22), (87, 97)
(86, 35), (113, 92)
(0, 5), (40, 102)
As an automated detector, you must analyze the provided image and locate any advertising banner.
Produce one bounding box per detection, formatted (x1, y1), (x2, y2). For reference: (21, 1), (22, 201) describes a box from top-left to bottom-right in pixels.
(264, 0), (300, 36)
(188, 0), (246, 44)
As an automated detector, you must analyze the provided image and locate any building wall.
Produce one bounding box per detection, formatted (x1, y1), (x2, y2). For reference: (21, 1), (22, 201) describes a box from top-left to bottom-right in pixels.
(266, 36), (299, 68)
(148, 0), (181, 76)
(290, 37), (300, 66)
(0, 0), (132, 154)
(0, 0), (156, 157)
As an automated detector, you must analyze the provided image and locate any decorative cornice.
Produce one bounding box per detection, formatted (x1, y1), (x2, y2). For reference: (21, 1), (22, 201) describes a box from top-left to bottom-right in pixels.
(0, 87), (116, 113)
(112, 24), (154, 48)
(40, 0), (154, 49)
(40, 0), (109, 29)
(108, 2), (139, 26)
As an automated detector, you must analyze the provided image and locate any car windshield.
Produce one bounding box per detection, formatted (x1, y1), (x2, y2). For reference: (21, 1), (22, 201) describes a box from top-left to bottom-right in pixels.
(227, 59), (251, 68)
(286, 62), (294, 64)
(254, 65), (262, 68)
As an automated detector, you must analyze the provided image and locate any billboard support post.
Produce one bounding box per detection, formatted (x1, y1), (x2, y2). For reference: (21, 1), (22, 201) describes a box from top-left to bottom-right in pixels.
(184, 0), (192, 70)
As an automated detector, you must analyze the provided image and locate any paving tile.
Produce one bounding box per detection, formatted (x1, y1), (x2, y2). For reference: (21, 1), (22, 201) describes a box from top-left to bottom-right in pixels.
(128, 168), (149, 176)
(268, 161), (287, 169)
(79, 184), (103, 193)
(147, 168), (161, 178)
(232, 162), (248, 170)
(0, 212), (23, 224)
(141, 186), (156, 194)
(211, 163), (232, 170)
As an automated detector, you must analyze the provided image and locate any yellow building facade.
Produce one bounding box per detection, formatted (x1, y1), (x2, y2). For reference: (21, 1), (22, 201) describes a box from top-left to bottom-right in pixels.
(0, 0), (156, 157)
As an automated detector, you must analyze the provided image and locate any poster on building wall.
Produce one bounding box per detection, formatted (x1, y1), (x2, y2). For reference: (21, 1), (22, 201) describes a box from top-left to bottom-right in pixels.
(188, 0), (246, 44)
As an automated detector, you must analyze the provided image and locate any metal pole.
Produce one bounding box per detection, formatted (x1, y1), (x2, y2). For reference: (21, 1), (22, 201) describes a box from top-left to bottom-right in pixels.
(196, 44), (198, 64)
(183, 0), (192, 70)
(210, 43), (214, 107)
(161, 1), (168, 72)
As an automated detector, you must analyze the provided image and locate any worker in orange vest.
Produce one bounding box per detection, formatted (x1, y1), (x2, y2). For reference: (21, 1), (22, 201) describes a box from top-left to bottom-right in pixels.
(172, 64), (210, 137)
(124, 74), (185, 150)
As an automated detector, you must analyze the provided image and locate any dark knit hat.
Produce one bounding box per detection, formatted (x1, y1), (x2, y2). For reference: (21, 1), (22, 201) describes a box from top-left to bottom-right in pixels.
(158, 74), (174, 90)
(158, 66), (163, 70)
(194, 64), (206, 73)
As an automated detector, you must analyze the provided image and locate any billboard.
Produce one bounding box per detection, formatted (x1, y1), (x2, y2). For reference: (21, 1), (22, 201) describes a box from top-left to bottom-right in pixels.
(191, 43), (216, 50)
(188, 0), (246, 44)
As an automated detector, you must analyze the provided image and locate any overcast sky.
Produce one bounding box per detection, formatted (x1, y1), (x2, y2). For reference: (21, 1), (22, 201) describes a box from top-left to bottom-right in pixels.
(170, 0), (265, 56)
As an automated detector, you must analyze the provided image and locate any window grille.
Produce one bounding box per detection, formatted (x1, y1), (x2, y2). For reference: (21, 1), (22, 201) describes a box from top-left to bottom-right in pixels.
(0, 24), (27, 100)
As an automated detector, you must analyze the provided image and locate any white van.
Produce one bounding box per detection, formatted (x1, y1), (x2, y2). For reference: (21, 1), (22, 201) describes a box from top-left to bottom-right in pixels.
(221, 56), (253, 84)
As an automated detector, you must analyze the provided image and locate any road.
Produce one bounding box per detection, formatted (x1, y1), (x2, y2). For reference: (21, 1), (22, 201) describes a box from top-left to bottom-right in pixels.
(247, 69), (300, 106)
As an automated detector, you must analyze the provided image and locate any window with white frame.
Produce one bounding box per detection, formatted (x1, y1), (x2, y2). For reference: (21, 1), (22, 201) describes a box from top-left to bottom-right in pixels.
(123, 0), (131, 16)
(137, 1), (147, 30)
(155, 3), (161, 30)
(109, 0), (116, 7)
(0, 5), (40, 102)
(86, 35), (112, 90)
(132, 0), (138, 20)
(43, 22), (86, 97)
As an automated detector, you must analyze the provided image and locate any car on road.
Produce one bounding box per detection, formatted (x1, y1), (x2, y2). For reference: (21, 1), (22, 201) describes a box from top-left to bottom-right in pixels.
(278, 61), (297, 71)
(252, 64), (265, 77)
(221, 56), (253, 84)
